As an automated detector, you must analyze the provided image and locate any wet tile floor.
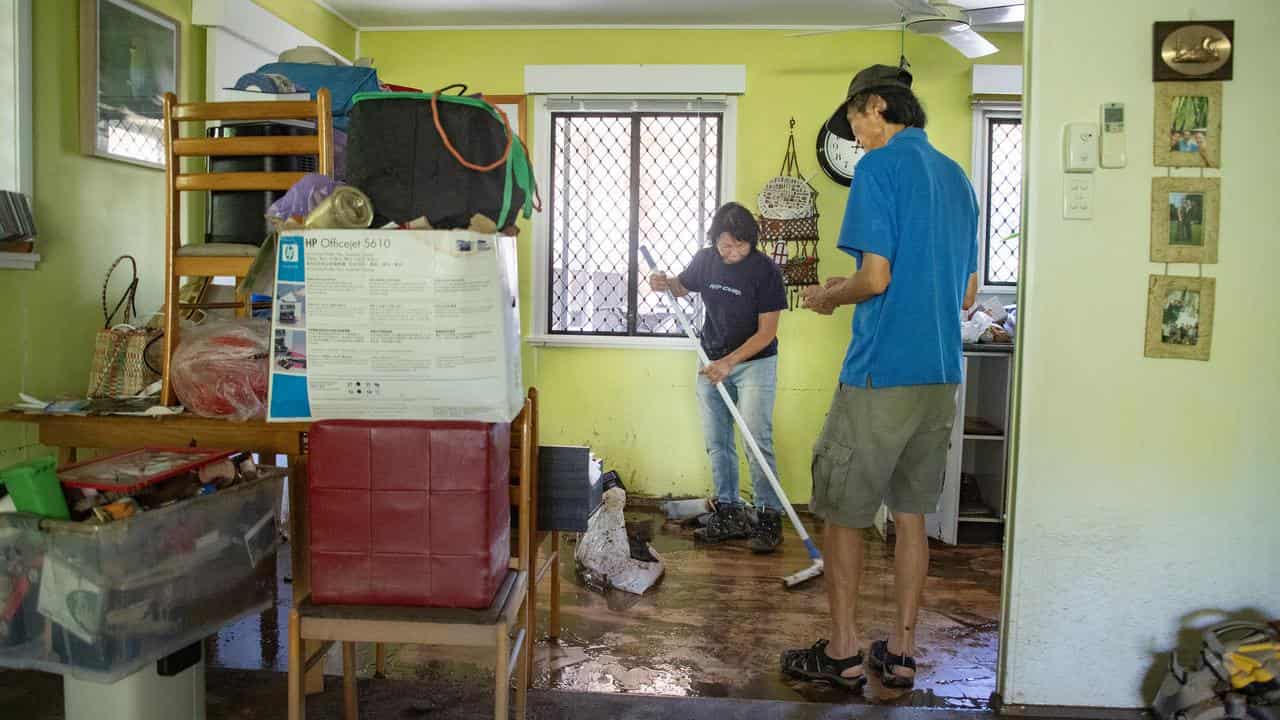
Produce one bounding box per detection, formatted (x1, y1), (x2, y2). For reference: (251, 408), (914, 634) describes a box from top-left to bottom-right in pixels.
(207, 506), (1003, 711)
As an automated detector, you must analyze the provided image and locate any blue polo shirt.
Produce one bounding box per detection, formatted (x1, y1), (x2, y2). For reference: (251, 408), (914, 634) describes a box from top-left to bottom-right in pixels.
(836, 127), (978, 388)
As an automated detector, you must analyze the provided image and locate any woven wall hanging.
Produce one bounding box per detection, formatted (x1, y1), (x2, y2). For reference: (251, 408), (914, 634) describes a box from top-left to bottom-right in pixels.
(758, 118), (820, 309)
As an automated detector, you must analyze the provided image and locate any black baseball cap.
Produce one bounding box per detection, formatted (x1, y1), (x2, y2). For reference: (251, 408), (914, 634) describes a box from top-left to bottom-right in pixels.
(825, 64), (914, 141)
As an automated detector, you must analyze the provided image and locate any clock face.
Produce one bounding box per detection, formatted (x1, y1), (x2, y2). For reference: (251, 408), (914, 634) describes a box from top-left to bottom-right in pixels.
(816, 128), (865, 187)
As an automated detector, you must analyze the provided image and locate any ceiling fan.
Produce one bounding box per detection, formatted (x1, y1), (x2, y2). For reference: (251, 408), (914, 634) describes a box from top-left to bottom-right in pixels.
(792, 1), (1024, 59)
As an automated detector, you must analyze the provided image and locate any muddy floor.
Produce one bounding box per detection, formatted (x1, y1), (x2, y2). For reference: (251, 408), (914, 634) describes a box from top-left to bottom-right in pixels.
(2, 506), (1003, 718)
(212, 506), (1002, 708)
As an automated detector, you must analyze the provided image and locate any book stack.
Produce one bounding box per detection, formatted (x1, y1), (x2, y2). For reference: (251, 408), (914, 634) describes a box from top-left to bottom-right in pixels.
(0, 190), (36, 253)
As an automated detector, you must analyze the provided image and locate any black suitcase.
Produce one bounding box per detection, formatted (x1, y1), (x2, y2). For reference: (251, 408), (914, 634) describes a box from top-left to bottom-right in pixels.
(345, 89), (536, 230)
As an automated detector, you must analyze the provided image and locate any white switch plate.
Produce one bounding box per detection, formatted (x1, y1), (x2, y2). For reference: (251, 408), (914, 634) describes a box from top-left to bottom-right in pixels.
(1063, 122), (1098, 172)
(1063, 174), (1093, 219)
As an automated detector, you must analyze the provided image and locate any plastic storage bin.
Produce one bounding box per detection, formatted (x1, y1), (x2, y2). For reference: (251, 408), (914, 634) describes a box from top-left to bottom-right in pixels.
(309, 421), (510, 608)
(0, 468), (285, 683)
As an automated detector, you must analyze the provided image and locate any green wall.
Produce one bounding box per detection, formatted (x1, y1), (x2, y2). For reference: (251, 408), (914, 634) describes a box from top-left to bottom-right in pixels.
(361, 29), (1023, 502)
(0, 0), (354, 467)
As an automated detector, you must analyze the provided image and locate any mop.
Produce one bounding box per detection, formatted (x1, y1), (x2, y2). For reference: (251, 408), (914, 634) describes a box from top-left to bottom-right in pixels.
(640, 247), (824, 589)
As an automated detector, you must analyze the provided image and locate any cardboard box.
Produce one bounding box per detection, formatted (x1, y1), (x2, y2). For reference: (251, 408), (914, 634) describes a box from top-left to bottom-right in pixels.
(268, 230), (523, 423)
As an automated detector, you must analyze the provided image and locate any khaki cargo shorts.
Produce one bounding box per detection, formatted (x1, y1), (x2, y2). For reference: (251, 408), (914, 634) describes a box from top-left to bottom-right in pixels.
(810, 383), (959, 529)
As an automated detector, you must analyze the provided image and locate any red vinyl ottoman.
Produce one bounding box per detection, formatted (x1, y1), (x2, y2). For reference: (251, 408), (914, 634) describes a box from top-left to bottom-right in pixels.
(308, 420), (511, 608)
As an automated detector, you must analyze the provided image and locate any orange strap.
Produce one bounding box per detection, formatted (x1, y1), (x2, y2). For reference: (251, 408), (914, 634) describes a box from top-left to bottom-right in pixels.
(430, 93), (513, 172)
(514, 134), (544, 213)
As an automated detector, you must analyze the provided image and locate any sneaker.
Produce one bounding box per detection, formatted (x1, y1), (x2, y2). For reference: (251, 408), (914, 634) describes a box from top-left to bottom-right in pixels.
(749, 508), (783, 554)
(693, 502), (752, 543)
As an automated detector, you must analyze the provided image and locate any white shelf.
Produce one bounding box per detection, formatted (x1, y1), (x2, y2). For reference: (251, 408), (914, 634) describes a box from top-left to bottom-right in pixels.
(959, 514), (1004, 524)
(933, 352), (1013, 545)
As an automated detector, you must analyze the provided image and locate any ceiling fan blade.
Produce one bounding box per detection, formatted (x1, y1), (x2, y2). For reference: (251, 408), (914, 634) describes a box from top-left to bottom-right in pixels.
(939, 27), (999, 58)
(969, 4), (1025, 27)
(892, 0), (944, 17)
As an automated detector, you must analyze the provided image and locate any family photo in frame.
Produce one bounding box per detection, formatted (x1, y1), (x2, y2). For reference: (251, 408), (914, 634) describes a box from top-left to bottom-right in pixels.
(1145, 275), (1215, 361)
(1153, 81), (1222, 168)
(1150, 177), (1220, 264)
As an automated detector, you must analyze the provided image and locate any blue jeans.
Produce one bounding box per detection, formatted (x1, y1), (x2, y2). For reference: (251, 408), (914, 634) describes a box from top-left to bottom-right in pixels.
(695, 354), (783, 511)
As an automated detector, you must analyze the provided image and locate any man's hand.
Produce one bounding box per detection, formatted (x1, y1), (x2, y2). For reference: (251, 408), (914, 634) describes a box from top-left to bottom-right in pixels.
(649, 271), (672, 293)
(801, 285), (837, 315)
(699, 357), (736, 384)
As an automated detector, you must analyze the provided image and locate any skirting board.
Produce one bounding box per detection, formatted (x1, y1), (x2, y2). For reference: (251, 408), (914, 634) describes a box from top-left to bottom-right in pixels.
(997, 702), (1152, 719)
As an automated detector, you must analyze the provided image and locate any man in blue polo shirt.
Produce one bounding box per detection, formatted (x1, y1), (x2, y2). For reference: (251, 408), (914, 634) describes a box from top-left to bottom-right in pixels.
(780, 64), (979, 693)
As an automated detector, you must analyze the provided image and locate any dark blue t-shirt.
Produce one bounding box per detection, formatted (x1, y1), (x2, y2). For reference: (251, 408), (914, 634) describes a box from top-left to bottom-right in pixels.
(678, 248), (788, 362)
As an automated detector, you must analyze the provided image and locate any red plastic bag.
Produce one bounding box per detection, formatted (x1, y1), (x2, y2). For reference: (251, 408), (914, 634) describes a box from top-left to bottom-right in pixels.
(171, 320), (270, 421)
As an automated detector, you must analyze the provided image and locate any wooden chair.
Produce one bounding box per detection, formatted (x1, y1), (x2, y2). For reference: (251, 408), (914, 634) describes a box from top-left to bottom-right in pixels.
(515, 386), (562, 663)
(369, 387), (563, 685)
(288, 388), (541, 720)
(159, 89), (333, 406)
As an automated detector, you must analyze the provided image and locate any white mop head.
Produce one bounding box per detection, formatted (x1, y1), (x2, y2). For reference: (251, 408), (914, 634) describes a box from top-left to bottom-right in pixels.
(783, 560), (824, 589)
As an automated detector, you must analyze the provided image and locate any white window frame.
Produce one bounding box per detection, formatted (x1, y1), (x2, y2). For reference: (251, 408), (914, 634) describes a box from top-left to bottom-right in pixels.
(528, 93), (737, 349)
(971, 101), (1022, 294)
(0, 0), (36, 270)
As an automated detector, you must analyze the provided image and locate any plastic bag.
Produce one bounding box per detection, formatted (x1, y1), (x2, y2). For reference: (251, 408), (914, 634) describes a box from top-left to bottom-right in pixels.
(171, 319), (270, 421)
(267, 173), (342, 223)
(967, 297), (1006, 323)
(661, 497), (712, 521)
(575, 486), (664, 595)
(961, 311), (994, 344)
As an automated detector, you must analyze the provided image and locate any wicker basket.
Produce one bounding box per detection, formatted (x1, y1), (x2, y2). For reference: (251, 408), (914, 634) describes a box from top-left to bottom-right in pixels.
(780, 255), (819, 287)
(759, 215), (819, 241)
(758, 176), (816, 220)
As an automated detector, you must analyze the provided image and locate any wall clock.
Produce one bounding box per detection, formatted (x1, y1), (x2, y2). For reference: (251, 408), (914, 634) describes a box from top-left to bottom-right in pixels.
(816, 125), (865, 187)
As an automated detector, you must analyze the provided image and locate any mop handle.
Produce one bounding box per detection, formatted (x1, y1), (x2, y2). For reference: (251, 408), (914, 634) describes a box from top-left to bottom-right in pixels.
(641, 248), (820, 560)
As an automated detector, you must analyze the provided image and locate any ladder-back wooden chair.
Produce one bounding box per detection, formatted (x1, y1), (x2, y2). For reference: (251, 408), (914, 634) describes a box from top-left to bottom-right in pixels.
(160, 89), (333, 406)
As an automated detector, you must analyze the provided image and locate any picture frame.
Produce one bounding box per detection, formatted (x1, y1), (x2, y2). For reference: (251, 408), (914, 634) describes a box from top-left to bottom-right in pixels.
(1144, 275), (1215, 361)
(483, 94), (528, 147)
(1153, 21), (1234, 82)
(1150, 177), (1219, 263)
(80, 0), (180, 169)
(1153, 82), (1222, 168)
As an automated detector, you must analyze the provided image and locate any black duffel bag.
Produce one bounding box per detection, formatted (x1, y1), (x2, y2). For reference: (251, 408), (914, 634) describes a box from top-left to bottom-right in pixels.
(346, 85), (536, 230)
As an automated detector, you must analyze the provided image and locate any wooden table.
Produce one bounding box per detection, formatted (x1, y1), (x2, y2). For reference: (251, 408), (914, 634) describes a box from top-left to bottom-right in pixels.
(1, 406), (559, 699)
(0, 411), (326, 692)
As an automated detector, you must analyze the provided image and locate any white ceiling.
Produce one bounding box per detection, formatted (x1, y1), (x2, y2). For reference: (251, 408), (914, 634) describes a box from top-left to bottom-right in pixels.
(322, 0), (1023, 32)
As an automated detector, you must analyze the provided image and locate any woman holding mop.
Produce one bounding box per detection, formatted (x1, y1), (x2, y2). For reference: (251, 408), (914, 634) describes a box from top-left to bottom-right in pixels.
(648, 202), (789, 553)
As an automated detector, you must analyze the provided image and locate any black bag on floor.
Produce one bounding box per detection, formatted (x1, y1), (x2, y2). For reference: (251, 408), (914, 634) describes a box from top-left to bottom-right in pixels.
(345, 86), (536, 230)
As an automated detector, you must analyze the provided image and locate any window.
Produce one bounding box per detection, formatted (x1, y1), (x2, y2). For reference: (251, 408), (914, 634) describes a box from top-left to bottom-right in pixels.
(972, 103), (1022, 290)
(0, 0), (35, 270)
(532, 96), (735, 345)
(0, 0), (32, 196)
